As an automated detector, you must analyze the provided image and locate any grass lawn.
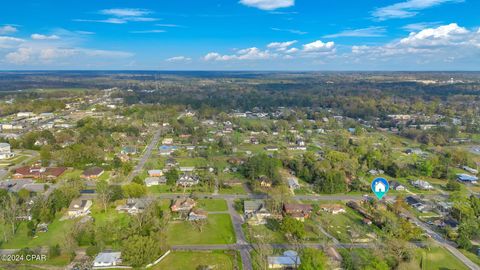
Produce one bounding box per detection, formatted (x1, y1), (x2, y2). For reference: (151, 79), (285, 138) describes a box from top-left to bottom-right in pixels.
(0, 215), (75, 249)
(166, 214), (235, 245)
(316, 205), (379, 243)
(244, 223), (286, 243)
(176, 157), (208, 167)
(197, 199), (228, 212)
(418, 246), (469, 270)
(59, 169), (82, 180)
(219, 184), (247, 195)
(152, 251), (237, 270)
(98, 170), (111, 181)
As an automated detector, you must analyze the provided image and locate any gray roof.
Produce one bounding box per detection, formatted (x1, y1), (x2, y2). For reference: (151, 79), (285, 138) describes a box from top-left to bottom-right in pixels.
(94, 251), (121, 264)
(268, 250), (300, 266)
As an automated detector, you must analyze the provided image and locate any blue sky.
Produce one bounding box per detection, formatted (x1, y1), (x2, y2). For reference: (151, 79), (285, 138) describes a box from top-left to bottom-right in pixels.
(0, 0), (479, 70)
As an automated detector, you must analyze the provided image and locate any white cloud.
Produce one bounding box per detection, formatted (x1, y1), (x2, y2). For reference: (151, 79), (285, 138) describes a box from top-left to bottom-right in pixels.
(0, 36), (24, 49)
(0, 25), (18, 35)
(74, 18), (128, 24)
(204, 47), (275, 61)
(31, 34), (60, 40)
(100, 8), (151, 17)
(76, 8), (158, 24)
(130, 30), (166, 34)
(399, 23), (469, 47)
(323, 26), (386, 38)
(372, 0), (463, 20)
(5, 47), (32, 64)
(302, 40), (335, 52)
(75, 31), (95, 35)
(166, 56), (192, 62)
(267, 40), (297, 51)
(5, 46), (133, 65)
(271, 27), (307, 35)
(155, 24), (184, 28)
(348, 23), (480, 66)
(285, 47), (299, 54)
(402, 22), (441, 31)
(239, 0), (294, 10)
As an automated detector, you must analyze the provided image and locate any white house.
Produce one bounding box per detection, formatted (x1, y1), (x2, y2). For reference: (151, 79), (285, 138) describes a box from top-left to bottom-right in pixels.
(268, 250), (301, 269)
(67, 199), (92, 218)
(93, 251), (122, 268)
(0, 143), (14, 160)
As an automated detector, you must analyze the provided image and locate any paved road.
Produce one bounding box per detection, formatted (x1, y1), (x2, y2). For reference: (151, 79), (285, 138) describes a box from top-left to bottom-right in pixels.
(226, 199), (253, 270)
(407, 213), (480, 270)
(125, 128), (163, 184)
(170, 242), (374, 251)
(154, 192), (371, 201)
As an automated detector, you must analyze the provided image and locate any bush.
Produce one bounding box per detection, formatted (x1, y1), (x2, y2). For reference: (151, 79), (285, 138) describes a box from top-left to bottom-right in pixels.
(49, 244), (61, 258)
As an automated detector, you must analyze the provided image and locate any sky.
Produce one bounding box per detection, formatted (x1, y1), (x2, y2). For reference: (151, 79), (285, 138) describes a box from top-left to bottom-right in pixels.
(0, 0), (479, 70)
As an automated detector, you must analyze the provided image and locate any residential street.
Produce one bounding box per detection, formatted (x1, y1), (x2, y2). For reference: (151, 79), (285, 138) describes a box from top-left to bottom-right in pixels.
(125, 128), (163, 184)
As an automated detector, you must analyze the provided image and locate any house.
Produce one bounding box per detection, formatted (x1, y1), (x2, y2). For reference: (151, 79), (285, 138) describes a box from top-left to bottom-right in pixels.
(145, 176), (166, 187)
(159, 145), (178, 156)
(405, 148), (425, 156)
(171, 198), (196, 212)
(81, 167), (104, 179)
(287, 178), (300, 190)
(390, 181), (406, 191)
(177, 173), (200, 187)
(188, 209), (208, 221)
(17, 112), (35, 118)
(368, 169), (384, 176)
(228, 157), (245, 166)
(179, 167), (195, 173)
(162, 138), (174, 145)
(363, 218), (373, 225)
(148, 169), (163, 177)
(405, 196), (430, 212)
(121, 146), (137, 155)
(462, 166), (479, 175)
(267, 250), (301, 269)
(0, 143), (14, 160)
(260, 179), (272, 188)
(93, 251), (122, 268)
(165, 158), (179, 168)
(410, 179), (434, 190)
(283, 203), (313, 221)
(67, 199), (92, 218)
(116, 198), (152, 214)
(36, 223), (49, 233)
(321, 204), (346, 215)
(14, 166), (66, 180)
(457, 174), (478, 184)
(185, 145), (196, 151)
(244, 200), (271, 225)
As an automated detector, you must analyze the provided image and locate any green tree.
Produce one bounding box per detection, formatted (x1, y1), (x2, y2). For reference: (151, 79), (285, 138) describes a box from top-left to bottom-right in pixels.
(299, 248), (327, 270)
(121, 235), (162, 267)
(122, 183), (147, 198)
(280, 216), (306, 240)
(165, 168), (179, 185)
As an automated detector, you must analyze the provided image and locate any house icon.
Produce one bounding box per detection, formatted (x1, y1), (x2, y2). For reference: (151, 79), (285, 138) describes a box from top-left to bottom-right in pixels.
(374, 181), (386, 193)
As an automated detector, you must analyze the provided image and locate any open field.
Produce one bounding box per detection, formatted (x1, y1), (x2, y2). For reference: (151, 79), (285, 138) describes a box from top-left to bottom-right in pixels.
(166, 214), (235, 245)
(152, 250), (238, 270)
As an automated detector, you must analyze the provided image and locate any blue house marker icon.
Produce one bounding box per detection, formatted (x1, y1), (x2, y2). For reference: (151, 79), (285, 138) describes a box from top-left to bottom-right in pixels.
(371, 177), (389, 200)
